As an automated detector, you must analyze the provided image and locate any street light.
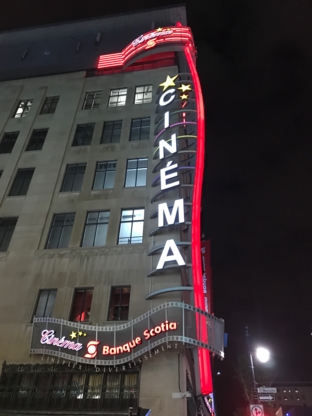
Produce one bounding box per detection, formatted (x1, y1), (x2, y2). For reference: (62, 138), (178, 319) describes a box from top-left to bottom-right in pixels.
(249, 347), (271, 403)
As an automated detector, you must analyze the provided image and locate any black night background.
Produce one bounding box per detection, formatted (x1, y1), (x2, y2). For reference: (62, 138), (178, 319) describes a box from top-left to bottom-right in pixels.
(1, 0), (311, 414)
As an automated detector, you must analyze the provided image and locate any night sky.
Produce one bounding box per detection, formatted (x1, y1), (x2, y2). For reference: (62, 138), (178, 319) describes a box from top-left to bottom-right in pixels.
(1, 0), (312, 414)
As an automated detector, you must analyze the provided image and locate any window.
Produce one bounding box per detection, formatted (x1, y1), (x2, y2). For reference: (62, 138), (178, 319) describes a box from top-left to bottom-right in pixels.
(108, 88), (127, 107)
(70, 288), (93, 322)
(72, 123), (94, 146)
(108, 286), (131, 321)
(9, 168), (34, 196)
(41, 96), (59, 114)
(0, 171), (2, 178)
(33, 289), (57, 320)
(13, 99), (33, 118)
(125, 158), (147, 187)
(82, 91), (102, 110)
(0, 217), (17, 252)
(101, 120), (122, 144)
(93, 161), (116, 190)
(82, 211), (110, 247)
(134, 85), (153, 104)
(61, 164), (86, 192)
(46, 213), (75, 249)
(129, 117), (150, 141)
(118, 209), (144, 244)
(26, 129), (48, 151)
(0, 132), (19, 154)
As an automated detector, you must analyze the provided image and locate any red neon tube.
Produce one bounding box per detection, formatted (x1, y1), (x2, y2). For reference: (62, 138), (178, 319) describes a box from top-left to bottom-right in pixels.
(184, 44), (213, 395)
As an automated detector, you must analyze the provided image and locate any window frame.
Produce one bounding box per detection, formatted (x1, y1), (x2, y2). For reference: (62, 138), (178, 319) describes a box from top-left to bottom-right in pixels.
(72, 123), (95, 147)
(125, 158), (148, 187)
(82, 91), (102, 110)
(108, 88), (127, 107)
(101, 120), (122, 144)
(107, 286), (131, 321)
(13, 99), (33, 118)
(129, 117), (150, 141)
(92, 160), (117, 190)
(26, 129), (48, 151)
(0, 132), (19, 154)
(60, 163), (86, 193)
(118, 208), (144, 245)
(134, 85), (153, 104)
(40, 96), (60, 114)
(81, 211), (110, 247)
(45, 213), (75, 249)
(32, 289), (57, 321)
(0, 217), (18, 252)
(9, 168), (35, 196)
(69, 288), (93, 322)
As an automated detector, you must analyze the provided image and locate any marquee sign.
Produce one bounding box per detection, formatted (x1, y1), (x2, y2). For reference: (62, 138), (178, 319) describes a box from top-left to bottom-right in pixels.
(30, 302), (224, 366)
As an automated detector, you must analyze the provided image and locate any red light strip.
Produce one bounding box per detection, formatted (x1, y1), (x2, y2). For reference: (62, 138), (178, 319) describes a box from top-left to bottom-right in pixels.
(184, 44), (213, 395)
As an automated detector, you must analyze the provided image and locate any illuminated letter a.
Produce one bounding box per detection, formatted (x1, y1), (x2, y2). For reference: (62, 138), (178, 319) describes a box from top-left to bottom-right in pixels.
(156, 239), (185, 269)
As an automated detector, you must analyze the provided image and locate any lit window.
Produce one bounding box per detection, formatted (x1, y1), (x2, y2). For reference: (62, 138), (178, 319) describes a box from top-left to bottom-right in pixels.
(93, 161), (116, 190)
(125, 158), (147, 187)
(70, 288), (93, 322)
(129, 117), (150, 141)
(46, 213), (75, 249)
(108, 286), (131, 321)
(101, 120), (122, 144)
(81, 211), (110, 247)
(40, 96), (59, 114)
(61, 164), (86, 192)
(134, 85), (153, 104)
(108, 88), (127, 107)
(26, 129), (48, 151)
(9, 168), (34, 196)
(118, 208), (144, 244)
(72, 123), (95, 146)
(295, 390), (299, 393)
(0, 217), (18, 252)
(0, 132), (19, 154)
(13, 99), (33, 118)
(33, 289), (57, 320)
(82, 91), (102, 110)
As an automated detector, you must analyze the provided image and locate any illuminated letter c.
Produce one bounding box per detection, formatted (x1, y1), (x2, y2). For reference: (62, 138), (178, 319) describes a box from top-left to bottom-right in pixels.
(159, 89), (176, 107)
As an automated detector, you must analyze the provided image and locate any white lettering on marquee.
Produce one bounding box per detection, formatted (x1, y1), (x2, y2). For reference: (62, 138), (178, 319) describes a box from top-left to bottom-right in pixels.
(158, 199), (185, 227)
(159, 89), (176, 107)
(159, 133), (177, 159)
(160, 161), (179, 190)
(156, 239), (186, 269)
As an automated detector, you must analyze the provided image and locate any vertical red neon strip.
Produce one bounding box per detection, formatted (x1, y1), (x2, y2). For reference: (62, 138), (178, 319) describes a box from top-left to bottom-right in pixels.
(184, 44), (213, 395)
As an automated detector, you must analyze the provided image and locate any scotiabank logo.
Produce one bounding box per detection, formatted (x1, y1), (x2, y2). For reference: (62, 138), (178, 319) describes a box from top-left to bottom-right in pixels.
(83, 320), (177, 359)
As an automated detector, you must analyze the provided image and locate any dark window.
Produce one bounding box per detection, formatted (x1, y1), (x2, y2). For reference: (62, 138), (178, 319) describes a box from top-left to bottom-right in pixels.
(26, 129), (48, 151)
(33, 289), (57, 320)
(70, 288), (93, 322)
(108, 286), (131, 321)
(72, 123), (95, 146)
(9, 168), (34, 196)
(93, 161), (116, 190)
(108, 88), (127, 107)
(101, 120), (122, 144)
(129, 118), (150, 141)
(61, 164), (86, 192)
(13, 99), (33, 118)
(82, 91), (102, 110)
(118, 209), (144, 244)
(82, 211), (110, 247)
(41, 96), (59, 114)
(46, 213), (75, 249)
(0, 171), (2, 178)
(0, 132), (19, 154)
(134, 85), (153, 104)
(125, 158), (147, 187)
(0, 217), (17, 252)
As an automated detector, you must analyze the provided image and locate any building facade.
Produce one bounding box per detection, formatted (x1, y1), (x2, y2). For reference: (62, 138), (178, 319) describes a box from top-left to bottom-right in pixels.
(0, 6), (224, 416)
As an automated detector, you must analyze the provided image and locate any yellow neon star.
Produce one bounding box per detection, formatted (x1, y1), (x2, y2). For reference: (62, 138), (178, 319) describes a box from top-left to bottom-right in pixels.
(83, 333), (87, 336)
(69, 331), (77, 339)
(159, 75), (178, 91)
(180, 94), (189, 100)
(78, 331), (83, 336)
(156, 27), (163, 32)
(178, 84), (192, 92)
